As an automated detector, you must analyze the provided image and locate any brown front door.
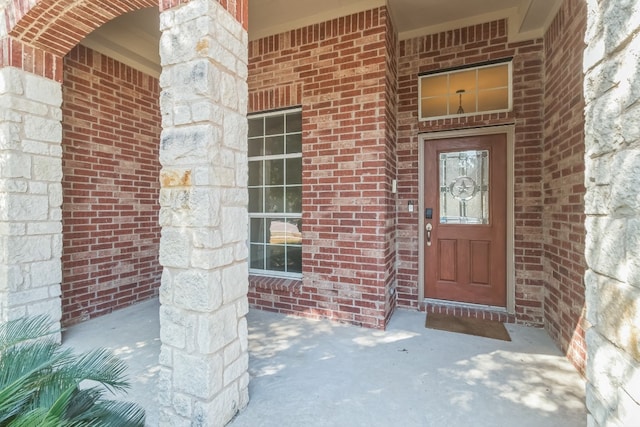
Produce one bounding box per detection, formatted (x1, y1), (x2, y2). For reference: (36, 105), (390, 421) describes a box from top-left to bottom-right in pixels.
(423, 134), (507, 306)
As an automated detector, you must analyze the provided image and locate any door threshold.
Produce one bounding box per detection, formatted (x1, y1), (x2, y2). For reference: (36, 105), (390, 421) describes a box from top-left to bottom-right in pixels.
(423, 299), (516, 323)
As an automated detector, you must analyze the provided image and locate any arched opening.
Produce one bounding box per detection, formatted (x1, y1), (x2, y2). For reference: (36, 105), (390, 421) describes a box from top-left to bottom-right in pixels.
(60, 6), (163, 325)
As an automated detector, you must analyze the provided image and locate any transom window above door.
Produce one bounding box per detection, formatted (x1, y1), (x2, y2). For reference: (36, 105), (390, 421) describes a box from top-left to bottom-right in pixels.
(419, 60), (512, 120)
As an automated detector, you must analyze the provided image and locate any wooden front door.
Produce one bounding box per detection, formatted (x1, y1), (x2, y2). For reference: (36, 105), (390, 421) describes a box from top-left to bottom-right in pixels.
(423, 134), (507, 306)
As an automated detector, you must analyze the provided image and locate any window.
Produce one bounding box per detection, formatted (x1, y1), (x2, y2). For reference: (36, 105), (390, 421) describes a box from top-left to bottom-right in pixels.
(419, 61), (512, 120)
(248, 109), (302, 278)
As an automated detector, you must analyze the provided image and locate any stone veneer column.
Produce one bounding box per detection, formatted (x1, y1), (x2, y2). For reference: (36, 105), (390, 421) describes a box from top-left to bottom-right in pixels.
(584, 0), (640, 425)
(0, 67), (63, 338)
(157, 0), (249, 425)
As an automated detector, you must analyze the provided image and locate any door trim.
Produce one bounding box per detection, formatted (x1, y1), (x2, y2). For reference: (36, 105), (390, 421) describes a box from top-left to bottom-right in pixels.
(418, 126), (515, 314)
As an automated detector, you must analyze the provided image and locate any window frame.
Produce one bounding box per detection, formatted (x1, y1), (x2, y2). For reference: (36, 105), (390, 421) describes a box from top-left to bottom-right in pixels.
(418, 60), (513, 121)
(247, 108), (303, 279)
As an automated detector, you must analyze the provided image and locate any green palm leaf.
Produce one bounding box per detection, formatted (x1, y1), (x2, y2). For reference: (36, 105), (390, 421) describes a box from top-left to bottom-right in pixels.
(0, 316), (145, 427)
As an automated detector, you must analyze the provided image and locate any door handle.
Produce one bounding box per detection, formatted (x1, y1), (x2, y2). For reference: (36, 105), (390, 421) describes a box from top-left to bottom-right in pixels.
(426, 223), (432, 246)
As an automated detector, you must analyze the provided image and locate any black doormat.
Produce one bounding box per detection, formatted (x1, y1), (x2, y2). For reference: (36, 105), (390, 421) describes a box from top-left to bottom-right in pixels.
(425, 312), (511, 341)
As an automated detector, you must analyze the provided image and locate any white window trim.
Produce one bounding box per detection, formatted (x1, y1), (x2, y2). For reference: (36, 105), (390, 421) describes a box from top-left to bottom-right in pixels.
(248, 107), (303, 280)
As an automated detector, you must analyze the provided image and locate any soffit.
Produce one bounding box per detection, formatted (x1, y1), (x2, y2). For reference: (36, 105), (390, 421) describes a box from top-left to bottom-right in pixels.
(79, 0), (562, 78)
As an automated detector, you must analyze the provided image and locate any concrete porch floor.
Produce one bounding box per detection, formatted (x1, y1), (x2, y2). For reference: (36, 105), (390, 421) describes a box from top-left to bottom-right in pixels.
(62, 298), (586, 426)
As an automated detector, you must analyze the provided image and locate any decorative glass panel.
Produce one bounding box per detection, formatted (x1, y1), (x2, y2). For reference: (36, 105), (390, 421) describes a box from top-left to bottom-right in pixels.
(439, 150), (489, 224)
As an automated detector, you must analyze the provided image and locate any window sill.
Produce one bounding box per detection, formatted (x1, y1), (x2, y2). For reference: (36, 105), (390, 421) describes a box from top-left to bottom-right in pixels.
(249, 275), (302, 293)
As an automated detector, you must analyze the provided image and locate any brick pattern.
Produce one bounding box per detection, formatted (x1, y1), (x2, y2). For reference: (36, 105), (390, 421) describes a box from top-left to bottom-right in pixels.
(543, 0), (587, 375)
(425, 301), (516, 324)
(396, 20), (546, 324)
(383, 15), (398, 324)
(248, 7), (394, 329)
(4, 0), (155, 58)
(0, 37), (62, 81)
(61, 45), (162, 326)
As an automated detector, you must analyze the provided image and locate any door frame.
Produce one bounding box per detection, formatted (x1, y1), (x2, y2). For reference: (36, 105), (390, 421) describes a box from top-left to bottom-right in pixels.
(418, 125), (515, 314)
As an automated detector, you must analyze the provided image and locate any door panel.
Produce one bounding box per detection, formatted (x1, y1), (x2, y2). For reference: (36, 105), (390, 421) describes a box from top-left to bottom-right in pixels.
(424, 134), (506, 306)
(438, 240), (457, 282)
(469, 240), (490, 285)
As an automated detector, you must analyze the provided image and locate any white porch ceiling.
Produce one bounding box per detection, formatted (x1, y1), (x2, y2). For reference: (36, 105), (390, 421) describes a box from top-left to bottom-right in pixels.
(80, 0), (562, 78)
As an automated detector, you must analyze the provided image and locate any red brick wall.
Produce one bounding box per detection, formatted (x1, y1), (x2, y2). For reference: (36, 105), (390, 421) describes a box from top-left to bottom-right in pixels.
(247, 7), (395, 329)
(383, 15), (399, 324)
(396, 20), (547, 324)
(61, 45), (162, 326)
(543, 0), (587, 374)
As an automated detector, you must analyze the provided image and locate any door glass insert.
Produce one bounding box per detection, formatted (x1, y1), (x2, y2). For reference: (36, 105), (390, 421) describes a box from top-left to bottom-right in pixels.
(439, 150), (489, 224)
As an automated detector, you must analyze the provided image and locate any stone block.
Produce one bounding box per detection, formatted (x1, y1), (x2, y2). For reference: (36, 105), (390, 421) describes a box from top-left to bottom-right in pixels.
(158, 410), (190, 427)
(196, 305), (238, 354)
(221, 263), (248, 303)
(159, 305), (196, 350)
(27, 221), (62, 235)
(160, 269), (173, 305)
(157, 367), (174, 411)
(27, 297), (61, 325)
(223, 352), (248, 387)
(585, 216), (626, 281)
(173, 351), (223, 399)
(28, 181), (47, 195)
(0, 68), (24, 95)
(24, 74), (62, 107)
(626, 218), (640, 288)
(236, 297), (249, 318)
(221, 207), (247, 244)
(607, 150), (640, 214)
(0, 152), (31, 179)
(160, 125), (216, 166)
(586, 328), (638, 415)
(617, 385), (640, 427)
(0, 221), (25, 236)
(0, 265), (24, 292)
(159, 228), (191, 268)
(159, 345), (173, 367)
(0, 194), (50, 221)
(191, 228), (222, 249)
(191, 247), (233, 270)
(32, 155), (63, 182)
(48, 183), (63, 208)
(238, 316), (248, 352)
(1, 235), (51, 263)
(0, 122), (21, 150)
(192, 384), (240, 427)
(223, 111), (247, 150)
(223, 340), (241, 366)
(173, 105), (191, 125)
(0, 179), (28, 193)
(30, 259), (62, 287)
(172, 393), (192, 418)
(584, 91), (623, 157)
(172, 269), (222, 312)
(590, 278), (640, 360)
(234, 240), (249, 262)
(24, 116), (61, 143)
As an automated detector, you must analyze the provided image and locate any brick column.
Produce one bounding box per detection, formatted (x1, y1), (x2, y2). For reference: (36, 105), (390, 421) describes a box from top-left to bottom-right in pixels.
(584, 0), (640, 425)
(0, 66), (63, 338)
(157, 0), (249, 425)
